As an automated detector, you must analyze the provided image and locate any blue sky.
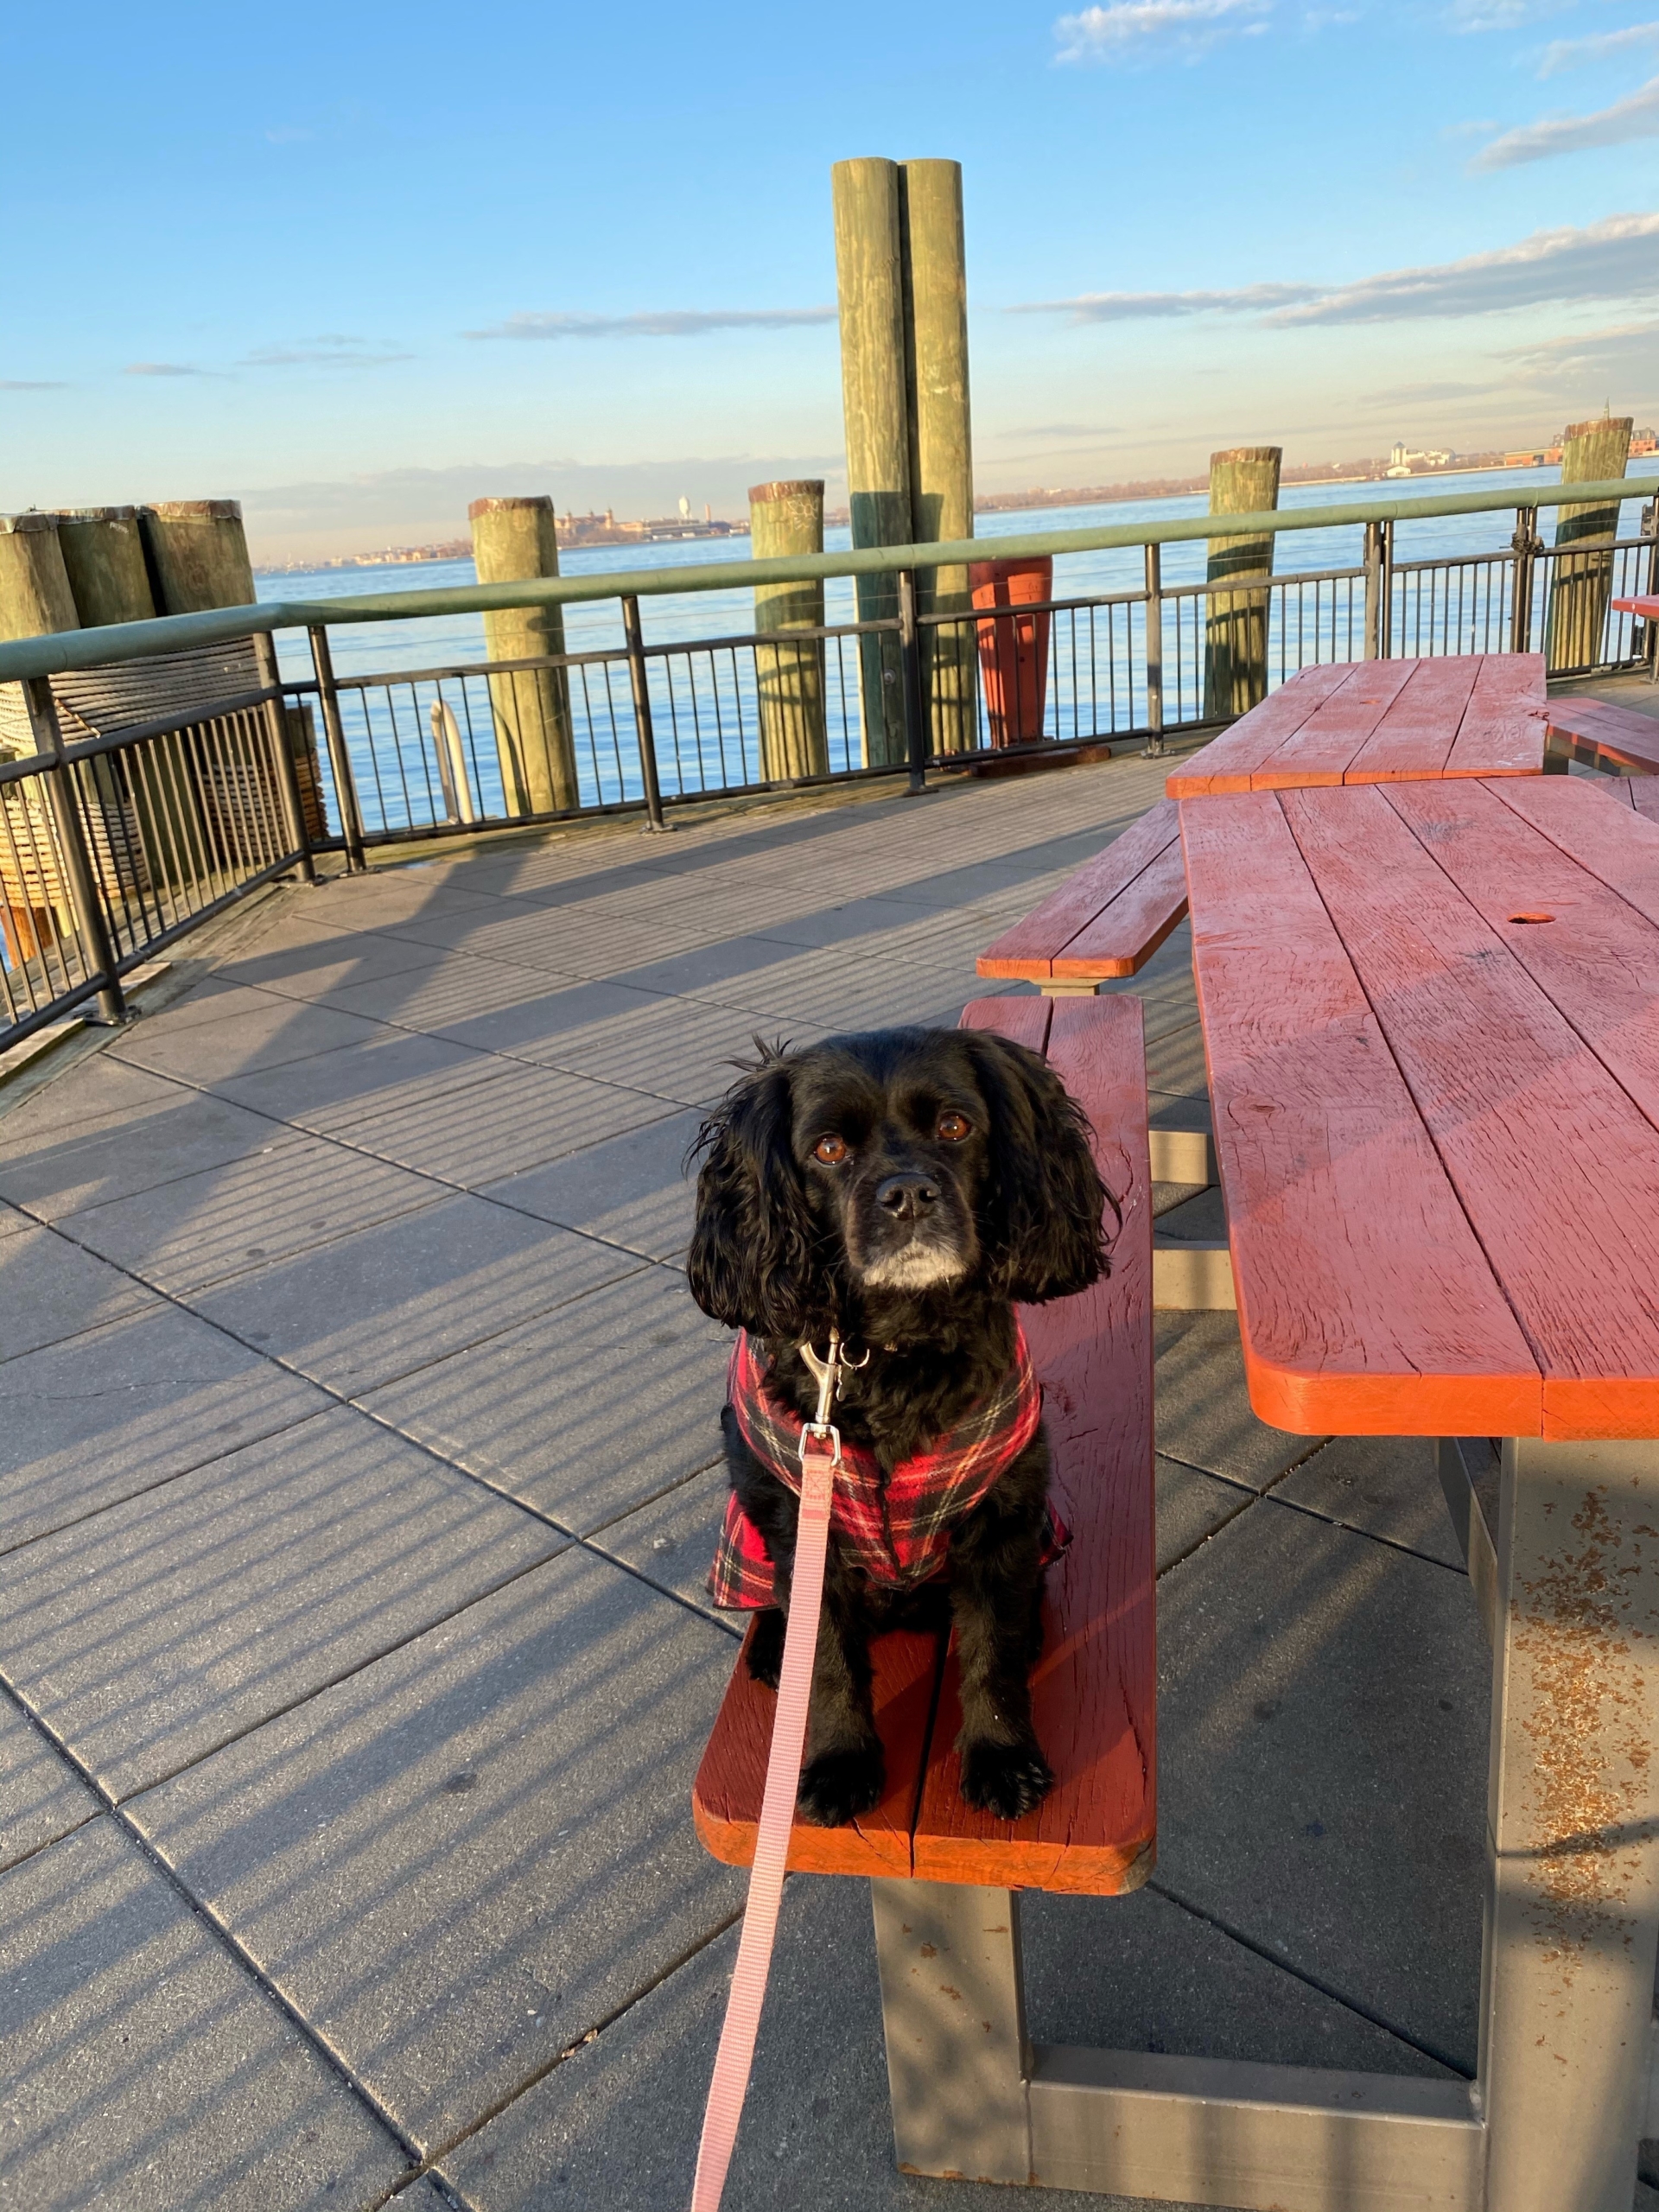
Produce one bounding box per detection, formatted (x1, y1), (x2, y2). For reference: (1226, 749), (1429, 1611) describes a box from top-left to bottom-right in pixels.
(4, 0), (1657, 556)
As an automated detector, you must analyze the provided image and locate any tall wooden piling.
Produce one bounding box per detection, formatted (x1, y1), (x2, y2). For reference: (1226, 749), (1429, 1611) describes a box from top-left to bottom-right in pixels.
(57, 508), (156, 627)
(1546, 415), (1631, 673)
(0, 514), (79, 645)
(750, 480), (828, 780)
(833, 158), (912, 766)
(467, 497), (579, 816)
(899, 159), (976, 754)
(139, 499), (257, 612)
(1204, 447), (1281, 721)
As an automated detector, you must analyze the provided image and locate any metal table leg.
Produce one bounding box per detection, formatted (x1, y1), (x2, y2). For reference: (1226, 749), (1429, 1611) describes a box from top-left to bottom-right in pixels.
(1478, 1436), (1659, 2212)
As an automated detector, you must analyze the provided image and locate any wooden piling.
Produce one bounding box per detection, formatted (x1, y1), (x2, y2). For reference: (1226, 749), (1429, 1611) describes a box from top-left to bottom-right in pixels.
(833, 157), (912, 766)
(1204, 447), (1280, 721)
(0, 514), (79, 645)
(899, 159), (976, 754)
(750, 480), (828, 780)
(56, 508), (156, 626)
(1546, 415), (1631, 673)
(139, 499), (257, 612)
(467, 496), (579, 816)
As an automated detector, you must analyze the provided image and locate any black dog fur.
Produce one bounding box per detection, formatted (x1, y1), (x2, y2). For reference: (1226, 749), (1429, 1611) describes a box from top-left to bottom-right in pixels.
(687, 1025), (1108, 1827)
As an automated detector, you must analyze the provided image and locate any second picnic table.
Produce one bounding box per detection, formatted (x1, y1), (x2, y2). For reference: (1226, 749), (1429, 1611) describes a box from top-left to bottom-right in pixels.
(1178, 767), (1659, 2212)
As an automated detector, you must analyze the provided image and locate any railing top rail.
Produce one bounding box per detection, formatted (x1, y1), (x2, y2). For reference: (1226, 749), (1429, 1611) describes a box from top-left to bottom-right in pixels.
(0, 474), (1652, 685)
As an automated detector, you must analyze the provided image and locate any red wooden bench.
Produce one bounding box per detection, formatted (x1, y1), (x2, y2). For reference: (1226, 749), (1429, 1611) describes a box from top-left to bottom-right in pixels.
(691, 994), (1158, 2182)
(976, 797), (1186, 995)
(1543, 694), (1659, 777)
(1166, 653), (1548, 798)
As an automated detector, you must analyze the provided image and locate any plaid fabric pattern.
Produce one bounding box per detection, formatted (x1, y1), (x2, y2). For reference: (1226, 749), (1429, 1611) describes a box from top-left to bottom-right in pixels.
(709, 1325), (1066, 1610)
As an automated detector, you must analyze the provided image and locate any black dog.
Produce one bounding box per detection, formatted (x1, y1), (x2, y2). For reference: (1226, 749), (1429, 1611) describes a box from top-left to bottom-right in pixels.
(687, 1025), (1108, 1827)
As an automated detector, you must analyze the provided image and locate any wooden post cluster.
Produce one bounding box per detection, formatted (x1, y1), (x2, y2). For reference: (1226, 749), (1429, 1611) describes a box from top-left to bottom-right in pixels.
(0, 513), (79, 645)
(1546, 415), (1631, 673)
(467, 496), (579, 817)
(749, 480), (828, 781)
(832, 156), (976, 766)
(1204, 447), (1281, 721)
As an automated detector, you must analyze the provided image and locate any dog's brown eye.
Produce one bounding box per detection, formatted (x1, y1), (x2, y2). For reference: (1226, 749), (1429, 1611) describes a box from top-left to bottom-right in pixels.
(936, 1111), (971, 1143)
(813, 1134), (849, 1166)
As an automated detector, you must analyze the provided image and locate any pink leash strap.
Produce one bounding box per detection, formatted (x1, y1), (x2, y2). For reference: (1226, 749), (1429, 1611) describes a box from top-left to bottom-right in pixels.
(690, 1351), (843, 2211)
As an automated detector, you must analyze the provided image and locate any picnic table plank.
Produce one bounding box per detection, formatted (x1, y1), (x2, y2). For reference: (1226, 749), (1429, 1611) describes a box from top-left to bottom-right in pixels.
(1441, 652), (1547, 779)
(1491, 772), (1659, 920)
(1051, 837), (1189, 981)
(1251, 658), (1417, 789)
(1283, 783), (1659, 1440)
(1180, 791), (1542, 1437)
(1387, 779), (1659, 1145)
(976, 801), (1180, 982)
(1164, 664), (1352, 798)
(912, 994), (1156, 1891)
(1544, 696), (1659, 774)
(1341, 656), (1479, 783)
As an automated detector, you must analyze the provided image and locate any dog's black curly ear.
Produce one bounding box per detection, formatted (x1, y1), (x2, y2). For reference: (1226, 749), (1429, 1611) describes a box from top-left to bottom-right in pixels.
(962, 1029), (1111, 1305)
(686, 1058), (822, 1337)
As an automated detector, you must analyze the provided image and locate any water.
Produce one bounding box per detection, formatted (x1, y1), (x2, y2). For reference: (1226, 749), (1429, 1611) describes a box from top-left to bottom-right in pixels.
(252, 466), (1653, 835)
(255, 464), (1649, 684)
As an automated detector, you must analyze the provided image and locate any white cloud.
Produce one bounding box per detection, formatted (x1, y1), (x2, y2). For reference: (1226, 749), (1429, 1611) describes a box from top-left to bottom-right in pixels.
(1446, 0), (1577, 29)
(1013, 281), (1320, 320)
(240, 337), (413, 368)
(123, 362), (203, 377)
(1052, 0), (1272, 66)
(1013, 213), (1659, 327)
(1472, 74), (1659, 163)
(1536, 22), (1659, 75)
(466, 308), (836, 341)
(0, 379), (67, 391)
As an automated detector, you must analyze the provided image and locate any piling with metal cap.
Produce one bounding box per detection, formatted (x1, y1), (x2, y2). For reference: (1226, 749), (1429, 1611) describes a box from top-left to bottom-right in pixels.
(1203, 446), (1281, 721)
(0, 516), (80, 953)
(1546, 415), (1632, 673)
(833, 157), (912, 766)
(56, 508), (156, 626)
(750, 480), (828, 780)
(139, 499), (257, 612)
(899, 159), (976, 754)
(467, 496), (579, 816)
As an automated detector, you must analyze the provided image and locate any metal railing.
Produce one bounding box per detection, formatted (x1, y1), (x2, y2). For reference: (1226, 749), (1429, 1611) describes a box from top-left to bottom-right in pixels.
(2, 478), (1655, 1052)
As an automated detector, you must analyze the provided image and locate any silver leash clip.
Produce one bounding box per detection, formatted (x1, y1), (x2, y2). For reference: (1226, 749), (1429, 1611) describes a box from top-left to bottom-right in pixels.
(797, 1327), (865, 1470)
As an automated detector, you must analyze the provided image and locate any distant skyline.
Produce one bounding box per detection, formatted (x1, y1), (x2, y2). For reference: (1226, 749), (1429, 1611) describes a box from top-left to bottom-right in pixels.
(4, 1), (1658, 557)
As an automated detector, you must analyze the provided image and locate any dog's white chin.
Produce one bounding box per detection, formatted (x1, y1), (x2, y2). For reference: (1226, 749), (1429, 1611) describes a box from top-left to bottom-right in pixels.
(859, 1245), (970, 1290)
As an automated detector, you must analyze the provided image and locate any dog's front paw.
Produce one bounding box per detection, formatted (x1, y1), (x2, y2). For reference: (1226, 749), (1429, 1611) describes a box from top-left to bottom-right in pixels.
(798, 1742), (886, 1827)
(960, 1738), (1054, 1821)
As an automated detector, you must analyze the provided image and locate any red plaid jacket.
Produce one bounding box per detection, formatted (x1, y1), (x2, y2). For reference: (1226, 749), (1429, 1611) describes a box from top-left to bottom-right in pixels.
(709, 1325), (1066, 1610)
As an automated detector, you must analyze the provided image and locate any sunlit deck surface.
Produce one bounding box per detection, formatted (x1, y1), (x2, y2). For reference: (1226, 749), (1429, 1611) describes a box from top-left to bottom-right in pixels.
(3, 711), (1656, 2211)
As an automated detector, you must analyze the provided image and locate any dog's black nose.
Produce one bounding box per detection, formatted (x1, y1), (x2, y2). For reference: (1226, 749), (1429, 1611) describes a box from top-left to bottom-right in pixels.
(875, 1171), (939, 1218)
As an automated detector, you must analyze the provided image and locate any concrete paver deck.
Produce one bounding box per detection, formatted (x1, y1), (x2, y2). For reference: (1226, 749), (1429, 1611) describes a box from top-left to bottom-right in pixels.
(1, 745), (1649, 2209)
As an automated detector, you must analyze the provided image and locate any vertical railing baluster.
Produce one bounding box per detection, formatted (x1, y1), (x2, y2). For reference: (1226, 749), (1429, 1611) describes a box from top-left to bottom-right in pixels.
(24, 678), (124, 1025)
(1144, 544), (1165, 755)
(308, 626), (367, 869)
(621, 596), (667, 830)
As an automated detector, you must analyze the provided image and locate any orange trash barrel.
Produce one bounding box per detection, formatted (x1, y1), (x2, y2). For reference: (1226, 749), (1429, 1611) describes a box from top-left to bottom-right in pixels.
(969, 556), (1053, 747)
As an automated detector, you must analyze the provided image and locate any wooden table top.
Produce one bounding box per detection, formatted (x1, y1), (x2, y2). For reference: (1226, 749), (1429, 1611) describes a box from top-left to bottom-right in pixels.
(1181, 774), (1659, 1441)
(1167, 653), (1547, 798)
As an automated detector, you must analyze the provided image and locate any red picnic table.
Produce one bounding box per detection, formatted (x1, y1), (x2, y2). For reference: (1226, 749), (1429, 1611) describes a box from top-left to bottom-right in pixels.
(1176, 770), (1659, 2212)
(977, 655), (1548, 996)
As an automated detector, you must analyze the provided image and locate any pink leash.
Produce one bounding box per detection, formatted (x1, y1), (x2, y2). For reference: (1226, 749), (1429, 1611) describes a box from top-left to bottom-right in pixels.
(690, 1332), (848, 2212)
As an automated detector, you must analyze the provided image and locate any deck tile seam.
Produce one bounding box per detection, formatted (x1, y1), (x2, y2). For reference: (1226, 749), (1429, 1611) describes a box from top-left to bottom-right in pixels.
(1145, 1873), (1473, 2080)
(404, 1907), (752, 2206)
(6, 1052), (698, 1293)
(0, 1671), (429, 2180)
(1261, 1484), (1474, 1579)
(1152, 1438), (1334, 1578)
(0, 1215), (716, 1643)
